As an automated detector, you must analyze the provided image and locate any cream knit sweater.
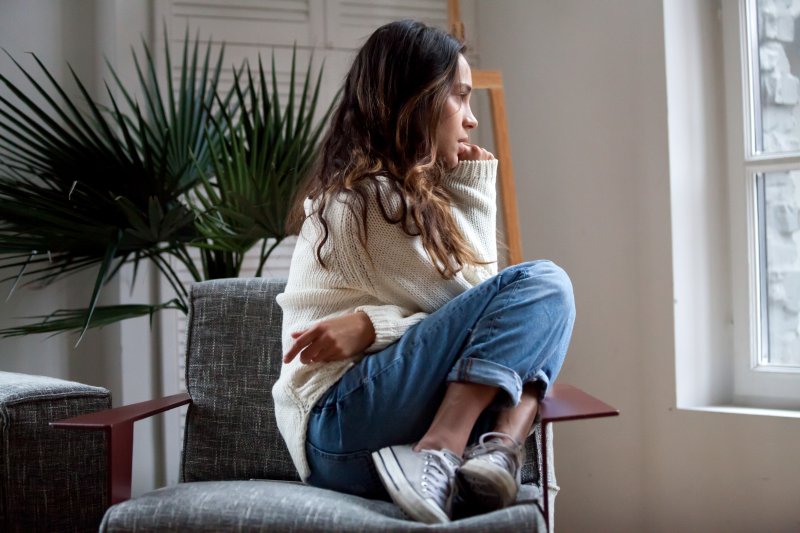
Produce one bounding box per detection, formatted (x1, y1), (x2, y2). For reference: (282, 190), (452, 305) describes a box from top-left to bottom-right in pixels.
(272, 159), (498, 480)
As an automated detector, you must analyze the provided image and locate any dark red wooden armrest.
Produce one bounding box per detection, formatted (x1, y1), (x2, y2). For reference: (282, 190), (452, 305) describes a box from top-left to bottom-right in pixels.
(540, 383), (619, 423)
(51, 392), (191, 507)
(537, 383), (619, 531)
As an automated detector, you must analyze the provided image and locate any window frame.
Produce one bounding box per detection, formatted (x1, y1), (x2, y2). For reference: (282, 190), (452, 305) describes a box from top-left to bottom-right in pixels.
(724, 0), (800, 409)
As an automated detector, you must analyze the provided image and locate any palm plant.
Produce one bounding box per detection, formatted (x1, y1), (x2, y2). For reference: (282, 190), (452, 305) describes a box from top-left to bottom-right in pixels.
(190, 52), (332, 280)
(0, 31), (333, 342)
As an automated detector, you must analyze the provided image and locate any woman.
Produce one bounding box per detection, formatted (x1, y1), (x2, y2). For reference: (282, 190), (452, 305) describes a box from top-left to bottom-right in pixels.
(273, 19), (575, 524)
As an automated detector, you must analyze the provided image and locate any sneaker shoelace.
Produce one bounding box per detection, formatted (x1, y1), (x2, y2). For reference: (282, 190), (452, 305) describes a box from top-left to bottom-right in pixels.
(419, 449), (460, 508)
(464, 431), (522, 475)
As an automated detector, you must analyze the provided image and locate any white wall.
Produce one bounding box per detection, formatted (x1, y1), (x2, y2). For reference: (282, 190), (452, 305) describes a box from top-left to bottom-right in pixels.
(0, 0), (164, 496)
(476, 0), (800, 531)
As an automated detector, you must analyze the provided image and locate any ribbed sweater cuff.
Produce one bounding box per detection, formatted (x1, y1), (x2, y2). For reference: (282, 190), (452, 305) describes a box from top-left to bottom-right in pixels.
(354, 305), (404, 352)
(441, 159), (497, 192)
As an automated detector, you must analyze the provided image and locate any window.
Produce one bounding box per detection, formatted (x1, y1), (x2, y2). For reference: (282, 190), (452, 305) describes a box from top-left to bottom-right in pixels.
(724, 0), (800, 408)
(666, 0), (800, 413)
(746, 0), (800, 369)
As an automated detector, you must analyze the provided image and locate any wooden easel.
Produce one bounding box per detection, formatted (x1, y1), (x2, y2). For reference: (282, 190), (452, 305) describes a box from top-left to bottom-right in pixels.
(448, 0), (523, 266)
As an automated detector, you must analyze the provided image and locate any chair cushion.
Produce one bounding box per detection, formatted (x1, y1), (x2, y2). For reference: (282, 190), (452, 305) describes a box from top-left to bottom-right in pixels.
(0, 371), (110, 533)
(100, 480), (545, 532)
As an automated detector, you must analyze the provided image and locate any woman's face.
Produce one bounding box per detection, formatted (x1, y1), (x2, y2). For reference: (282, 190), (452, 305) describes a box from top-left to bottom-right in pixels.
(435, 54), (478, 169)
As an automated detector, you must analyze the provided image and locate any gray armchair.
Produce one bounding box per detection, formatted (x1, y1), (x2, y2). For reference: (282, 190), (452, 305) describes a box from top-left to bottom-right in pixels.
(0, 371), (110, 532)
(56, 278), (617, 532)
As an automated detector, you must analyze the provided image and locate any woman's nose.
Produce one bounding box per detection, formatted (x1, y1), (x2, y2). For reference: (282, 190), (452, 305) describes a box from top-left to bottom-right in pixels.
(464, 108), (478, 129)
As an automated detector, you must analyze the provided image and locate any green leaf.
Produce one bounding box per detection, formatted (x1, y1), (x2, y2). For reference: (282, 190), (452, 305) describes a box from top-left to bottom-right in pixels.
(76, 230), (122, 345)
(0, 299), (185, 338)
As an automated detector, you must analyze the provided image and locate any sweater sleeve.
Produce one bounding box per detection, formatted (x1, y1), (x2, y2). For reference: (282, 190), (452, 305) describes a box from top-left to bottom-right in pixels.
(329, 199), (446, 352)
(440, 159), (499, 282)
(353, 305), (428, 353)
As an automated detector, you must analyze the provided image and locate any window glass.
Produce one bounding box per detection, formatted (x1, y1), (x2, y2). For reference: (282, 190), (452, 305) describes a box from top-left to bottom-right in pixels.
(754, 0), (800, 154)
(759, 170), (800, 367)
(751, 1), (800, 368)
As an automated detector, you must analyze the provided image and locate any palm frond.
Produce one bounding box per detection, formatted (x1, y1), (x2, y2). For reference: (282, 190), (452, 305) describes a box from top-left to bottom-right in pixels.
(185, 46), (338, 279)
(0, 299), (185, 340)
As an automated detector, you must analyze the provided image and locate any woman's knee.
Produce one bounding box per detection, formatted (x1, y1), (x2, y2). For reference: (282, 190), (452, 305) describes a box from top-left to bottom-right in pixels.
(520, 260), (575, 316)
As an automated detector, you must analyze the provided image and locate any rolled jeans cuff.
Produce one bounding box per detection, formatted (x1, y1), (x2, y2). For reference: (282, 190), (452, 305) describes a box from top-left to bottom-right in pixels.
(447, 358), (524, 406)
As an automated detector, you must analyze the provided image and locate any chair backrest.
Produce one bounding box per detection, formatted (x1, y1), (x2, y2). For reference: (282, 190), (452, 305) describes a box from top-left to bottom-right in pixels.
(181, 277), (299, 482)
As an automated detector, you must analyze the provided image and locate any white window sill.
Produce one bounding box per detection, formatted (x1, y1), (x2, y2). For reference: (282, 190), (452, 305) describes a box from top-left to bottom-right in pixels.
(677, 405), (800, 419)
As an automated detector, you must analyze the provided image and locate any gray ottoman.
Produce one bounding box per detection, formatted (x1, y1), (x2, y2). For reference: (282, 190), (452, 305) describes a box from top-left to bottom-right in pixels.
(0, 371), (111, 532)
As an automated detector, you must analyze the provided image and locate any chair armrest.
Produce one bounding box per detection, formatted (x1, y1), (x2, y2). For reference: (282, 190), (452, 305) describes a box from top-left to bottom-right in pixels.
(51, 392), (191, 507)
(51, 392), (191, 429)
(540, 383), (619, 424)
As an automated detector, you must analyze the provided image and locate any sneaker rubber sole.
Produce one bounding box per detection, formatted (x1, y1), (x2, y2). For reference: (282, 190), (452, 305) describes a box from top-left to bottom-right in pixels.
(458, 459), (518, 510)
(372, 447), (451, 524)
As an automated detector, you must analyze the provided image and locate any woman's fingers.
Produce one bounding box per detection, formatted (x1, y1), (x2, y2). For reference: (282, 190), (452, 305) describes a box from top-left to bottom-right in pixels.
(283, 328), (316, 363)
(299, 342), (324, 364)
(283, 312), (375, 365)
(458, 142), (495, 161)
(284, 324), (341, 364)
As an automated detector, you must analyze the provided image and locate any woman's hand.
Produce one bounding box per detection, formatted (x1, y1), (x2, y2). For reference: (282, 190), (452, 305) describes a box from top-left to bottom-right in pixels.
(283, 311), (376, 365)
(458, 142), (495, 161)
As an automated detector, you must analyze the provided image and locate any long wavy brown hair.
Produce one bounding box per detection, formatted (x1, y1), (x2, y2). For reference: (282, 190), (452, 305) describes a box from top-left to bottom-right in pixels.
(290, 19), (484, 279)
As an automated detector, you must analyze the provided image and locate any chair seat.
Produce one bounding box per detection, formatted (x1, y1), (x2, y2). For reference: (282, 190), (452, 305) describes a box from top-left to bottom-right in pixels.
(100, 480), (545, 532)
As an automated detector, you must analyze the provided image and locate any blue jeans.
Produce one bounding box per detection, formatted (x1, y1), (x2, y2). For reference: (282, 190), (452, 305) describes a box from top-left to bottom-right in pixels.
(305, 260), (575, 498)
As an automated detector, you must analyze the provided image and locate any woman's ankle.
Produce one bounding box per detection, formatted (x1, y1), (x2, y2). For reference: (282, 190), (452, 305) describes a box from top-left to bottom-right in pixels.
(414, 435), (465, 455)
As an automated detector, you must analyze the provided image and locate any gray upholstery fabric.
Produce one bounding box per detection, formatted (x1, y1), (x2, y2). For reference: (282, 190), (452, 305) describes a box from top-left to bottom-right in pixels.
(104, 277), (552, 532)
(523, 423), (544, 486)
(100, 481), (545, 532)
(0, 371), (110, 533)
(182, 278), (298, 482)
(531, 423), (558, 532)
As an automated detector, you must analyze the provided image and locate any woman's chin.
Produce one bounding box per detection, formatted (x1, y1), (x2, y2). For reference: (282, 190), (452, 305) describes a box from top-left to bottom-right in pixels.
(441, 155), (459, 170)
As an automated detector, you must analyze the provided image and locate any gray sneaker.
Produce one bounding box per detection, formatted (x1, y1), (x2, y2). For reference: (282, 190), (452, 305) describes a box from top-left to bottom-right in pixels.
(458, 432), (523, 511)
(372, 445), (462, 523)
